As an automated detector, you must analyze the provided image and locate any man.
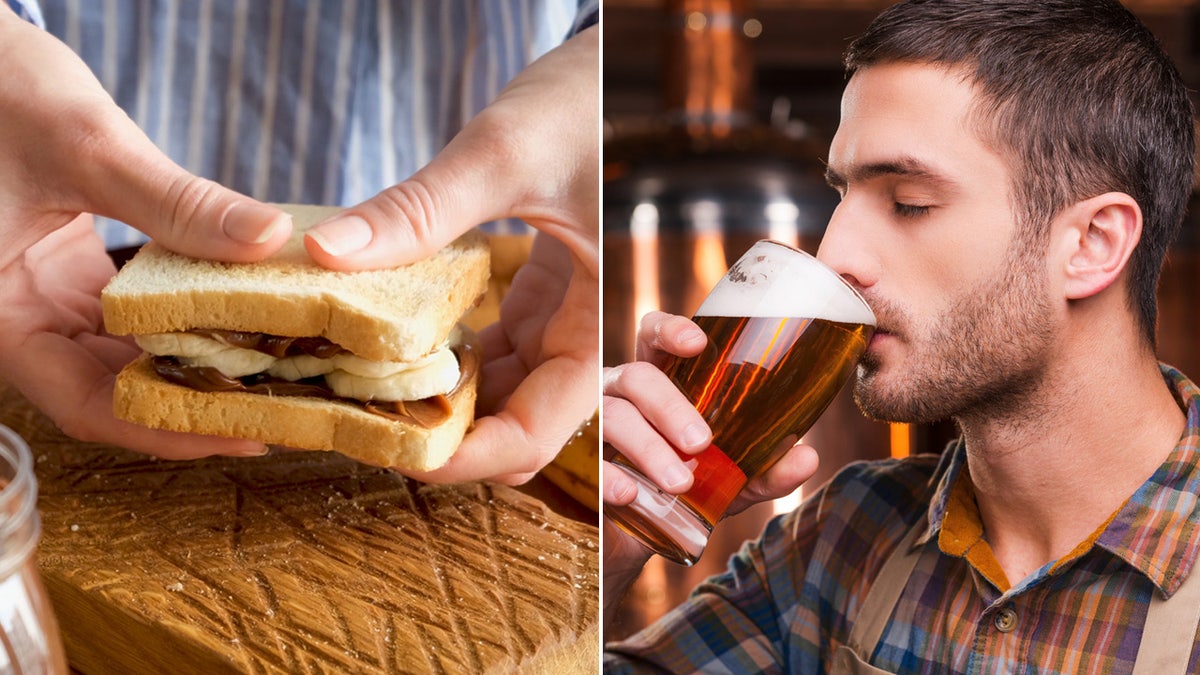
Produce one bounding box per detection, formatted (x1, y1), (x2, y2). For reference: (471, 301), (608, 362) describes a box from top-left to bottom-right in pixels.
(0, 1), (598, 484)
(603, 0), (1200, 671)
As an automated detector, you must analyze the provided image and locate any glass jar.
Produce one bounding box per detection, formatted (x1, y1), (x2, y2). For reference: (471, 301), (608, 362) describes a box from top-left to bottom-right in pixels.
(0, 424), (67, 674)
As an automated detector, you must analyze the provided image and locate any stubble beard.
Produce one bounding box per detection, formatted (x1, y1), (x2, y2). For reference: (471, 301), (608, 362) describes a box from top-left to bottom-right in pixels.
(853, 241), (1055, 426)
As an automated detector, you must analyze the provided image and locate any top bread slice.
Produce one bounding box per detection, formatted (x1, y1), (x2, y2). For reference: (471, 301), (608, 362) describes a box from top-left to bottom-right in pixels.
(101, 204), (491, 362)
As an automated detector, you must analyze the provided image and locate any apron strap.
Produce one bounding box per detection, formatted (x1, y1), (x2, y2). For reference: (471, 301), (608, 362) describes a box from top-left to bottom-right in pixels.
(845, 518), (926, 659)
(1131, 562), (1200, 674)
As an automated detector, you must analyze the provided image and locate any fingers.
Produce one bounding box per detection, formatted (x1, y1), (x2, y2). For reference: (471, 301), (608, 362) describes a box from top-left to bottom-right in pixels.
(603, 460), (639, 506)
(406, 347), (598, 485)
(304, 163), (498, 270)
(604, 361), (710, 454)
(302, 73), (554, 270)
(602, 361), (711, 494)
(635, 311), (707, 366)
(93, 146), (293, 262)
(302, 100), (545, 270)
(601, 312), (711, 499)
(1, 15), (292, 264)
(305, 27), (598, 272)
(728, 443), (821, 516)
(4, 332), (267, 460)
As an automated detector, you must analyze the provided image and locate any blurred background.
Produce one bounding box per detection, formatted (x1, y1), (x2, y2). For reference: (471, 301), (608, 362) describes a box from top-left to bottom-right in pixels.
(603, 0), (1200, 640)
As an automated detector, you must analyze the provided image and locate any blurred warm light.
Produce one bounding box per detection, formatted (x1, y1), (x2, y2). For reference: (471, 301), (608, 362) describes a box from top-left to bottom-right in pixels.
(772, 486), (804, 516)
(890, 423), (911, 459)
(766, 200), (801, 247)
(685, 200), (728, 312)
(742, 18), (763, 38)
(693, 231), (725, 282)
(631, 202), (661, 352)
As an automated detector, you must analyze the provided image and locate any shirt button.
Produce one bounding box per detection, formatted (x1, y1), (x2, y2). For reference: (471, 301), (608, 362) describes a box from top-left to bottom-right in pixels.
(994, 607), (1018, 633)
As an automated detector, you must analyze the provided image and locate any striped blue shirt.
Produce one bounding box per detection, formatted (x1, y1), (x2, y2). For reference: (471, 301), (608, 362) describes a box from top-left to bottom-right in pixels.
(14, 0), (596, 248)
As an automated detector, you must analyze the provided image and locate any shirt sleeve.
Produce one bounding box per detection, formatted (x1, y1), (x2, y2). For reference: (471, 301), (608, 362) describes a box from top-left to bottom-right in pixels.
(603, 457), (942, 673)
(6, 0), (43, 26)
(603, 512), (806, 674)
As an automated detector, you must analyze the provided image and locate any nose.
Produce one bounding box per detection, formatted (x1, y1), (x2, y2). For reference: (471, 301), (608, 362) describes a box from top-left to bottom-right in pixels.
(816, 201), (876, 292)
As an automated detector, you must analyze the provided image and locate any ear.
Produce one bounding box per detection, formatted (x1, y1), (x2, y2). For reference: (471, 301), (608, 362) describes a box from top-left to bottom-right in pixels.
(1058, 192), (1142, 301)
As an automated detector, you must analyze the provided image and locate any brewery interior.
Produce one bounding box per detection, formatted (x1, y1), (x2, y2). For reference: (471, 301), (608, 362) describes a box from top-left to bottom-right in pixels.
(602, 0), (1200, 639)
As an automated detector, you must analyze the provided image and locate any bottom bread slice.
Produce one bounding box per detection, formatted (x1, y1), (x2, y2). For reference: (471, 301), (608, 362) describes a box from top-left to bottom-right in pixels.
(113, 353), (477, 471)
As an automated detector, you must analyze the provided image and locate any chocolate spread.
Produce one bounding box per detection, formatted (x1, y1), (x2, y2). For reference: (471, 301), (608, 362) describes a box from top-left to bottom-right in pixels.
(201, 330), (346, 359)
(152, 344), (477, 428)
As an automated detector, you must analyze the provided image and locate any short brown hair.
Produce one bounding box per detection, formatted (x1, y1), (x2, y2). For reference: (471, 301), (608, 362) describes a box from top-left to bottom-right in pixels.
(845, 0), (1195, 346)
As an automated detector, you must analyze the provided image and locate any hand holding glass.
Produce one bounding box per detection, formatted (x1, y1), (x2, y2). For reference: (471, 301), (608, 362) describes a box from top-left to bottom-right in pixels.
(605, 240), (876, 565)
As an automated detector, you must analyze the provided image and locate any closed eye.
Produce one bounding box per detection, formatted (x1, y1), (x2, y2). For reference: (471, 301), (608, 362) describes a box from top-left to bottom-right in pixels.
(893, 202), (931, 218)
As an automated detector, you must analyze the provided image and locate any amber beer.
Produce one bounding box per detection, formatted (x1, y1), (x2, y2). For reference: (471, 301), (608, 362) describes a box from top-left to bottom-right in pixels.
(606, 240), (875, 565)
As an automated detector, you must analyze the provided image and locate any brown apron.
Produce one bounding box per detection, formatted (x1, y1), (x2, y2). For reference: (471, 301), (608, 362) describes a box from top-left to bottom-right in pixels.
(830, 520), (1200, 674)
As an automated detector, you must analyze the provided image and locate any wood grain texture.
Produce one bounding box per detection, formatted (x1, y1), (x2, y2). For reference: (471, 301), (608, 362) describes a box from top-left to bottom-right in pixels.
(0, 385), (599, 674)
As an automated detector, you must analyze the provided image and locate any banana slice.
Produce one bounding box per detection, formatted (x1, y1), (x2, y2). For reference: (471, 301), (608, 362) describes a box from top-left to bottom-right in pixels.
(137, 332), (277, 378)
(331, 348), (443, 379)
(326, 348), (459, 401)
(181, 348), (278, 379)
(268, 355), (337, 381)
(135, 333), (229, 357)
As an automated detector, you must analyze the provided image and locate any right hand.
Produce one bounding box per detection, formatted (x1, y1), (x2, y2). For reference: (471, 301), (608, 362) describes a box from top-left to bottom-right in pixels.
(299, 26), (601, 485)
(602, 311), (823, 567)
(0, 8), (292, 458)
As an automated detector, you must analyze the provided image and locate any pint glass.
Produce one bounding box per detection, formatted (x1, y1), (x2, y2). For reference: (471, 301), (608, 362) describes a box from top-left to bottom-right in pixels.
(606, 240), (876, 565)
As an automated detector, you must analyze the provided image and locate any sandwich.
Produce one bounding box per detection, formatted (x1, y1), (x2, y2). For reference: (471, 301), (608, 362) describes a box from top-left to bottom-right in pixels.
(100, 204), (490, 471)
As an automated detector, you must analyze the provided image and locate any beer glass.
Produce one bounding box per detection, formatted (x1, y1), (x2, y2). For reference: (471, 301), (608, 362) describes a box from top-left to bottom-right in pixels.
(606, 240), (876, 565)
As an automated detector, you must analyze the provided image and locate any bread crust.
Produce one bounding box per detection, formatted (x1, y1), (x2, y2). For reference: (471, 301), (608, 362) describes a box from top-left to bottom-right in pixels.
(101, 204), (491, 362)
(114, 353), (477, 471)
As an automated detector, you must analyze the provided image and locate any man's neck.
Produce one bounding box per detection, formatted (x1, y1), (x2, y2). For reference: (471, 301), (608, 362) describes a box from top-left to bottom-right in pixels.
(956, 347), (1185, 586)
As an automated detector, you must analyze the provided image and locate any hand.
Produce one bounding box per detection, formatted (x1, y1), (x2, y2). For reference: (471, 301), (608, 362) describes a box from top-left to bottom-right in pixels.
(301, 26), (600, 483)
(602, 312), (821, 564)
(0, 216), (268, 458)
(0, 8), (291, 457)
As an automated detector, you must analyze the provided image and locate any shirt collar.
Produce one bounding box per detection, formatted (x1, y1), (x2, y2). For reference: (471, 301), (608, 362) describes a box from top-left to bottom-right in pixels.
(1096, 364), (1200, 596)
(921, 364), (1200, 596)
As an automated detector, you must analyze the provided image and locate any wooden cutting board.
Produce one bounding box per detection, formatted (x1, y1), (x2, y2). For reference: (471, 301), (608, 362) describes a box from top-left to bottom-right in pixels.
(0, 384), (599, 674)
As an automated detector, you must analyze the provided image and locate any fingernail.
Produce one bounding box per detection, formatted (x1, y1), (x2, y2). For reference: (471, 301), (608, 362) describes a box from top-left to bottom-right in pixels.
(611, 478), (637, 504)
(307, 216), (373, 257)
(662, 462), (694, 491)
(224, 203), (287, 244)
(681, 422), (709, 448)
(233, 444), (270, 457)
(679, 328), (706, 347)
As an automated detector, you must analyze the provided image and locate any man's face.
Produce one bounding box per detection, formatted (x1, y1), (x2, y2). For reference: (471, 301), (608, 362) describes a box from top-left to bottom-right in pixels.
(818, 62), (1056, 424)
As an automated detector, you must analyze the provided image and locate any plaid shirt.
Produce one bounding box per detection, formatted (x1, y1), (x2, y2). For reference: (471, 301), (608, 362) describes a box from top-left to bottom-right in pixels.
(605, 365), (1200, 673)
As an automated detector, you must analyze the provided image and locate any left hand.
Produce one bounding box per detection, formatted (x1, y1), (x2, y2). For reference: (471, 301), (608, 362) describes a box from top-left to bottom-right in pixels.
(302, 27), (600, 483)
(0, 215), (268, 458)
(0, 7), (288, 458)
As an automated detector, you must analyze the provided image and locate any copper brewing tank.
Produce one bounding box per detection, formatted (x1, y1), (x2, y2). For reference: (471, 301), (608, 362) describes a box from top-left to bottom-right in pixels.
(603, 0), (836, 366)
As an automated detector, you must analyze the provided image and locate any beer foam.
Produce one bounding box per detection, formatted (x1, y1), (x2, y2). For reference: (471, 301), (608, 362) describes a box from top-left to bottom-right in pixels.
(695, 241), (876, 325)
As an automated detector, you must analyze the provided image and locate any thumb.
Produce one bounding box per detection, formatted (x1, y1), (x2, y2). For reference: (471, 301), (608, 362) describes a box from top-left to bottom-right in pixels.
(88, 138), (292, 262)
(304, 119), (513, 271)
(303, 25), (597, 272)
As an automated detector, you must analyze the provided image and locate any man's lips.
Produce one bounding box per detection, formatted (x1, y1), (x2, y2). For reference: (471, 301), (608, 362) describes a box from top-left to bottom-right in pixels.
(868, 328), (895, 349)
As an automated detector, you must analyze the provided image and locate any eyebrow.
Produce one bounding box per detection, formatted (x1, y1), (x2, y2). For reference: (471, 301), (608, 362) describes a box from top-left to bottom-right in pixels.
(824, 156), (958, 192)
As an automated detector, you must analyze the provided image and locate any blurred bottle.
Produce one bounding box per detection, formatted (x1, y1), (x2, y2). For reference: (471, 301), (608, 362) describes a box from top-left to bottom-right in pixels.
(0, 424), (68, 674)
(603, 0), (837, 366)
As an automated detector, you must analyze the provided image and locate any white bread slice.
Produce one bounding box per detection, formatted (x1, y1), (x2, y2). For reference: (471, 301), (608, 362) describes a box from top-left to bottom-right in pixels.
(114, 351), (478, 471)
(101, 204), (491, 362)
(102, 204), (489, 470)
